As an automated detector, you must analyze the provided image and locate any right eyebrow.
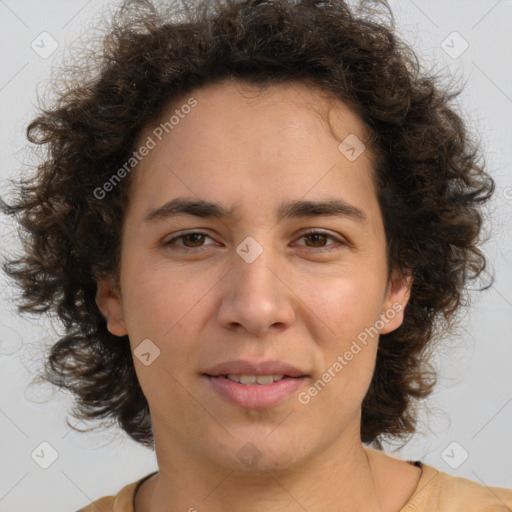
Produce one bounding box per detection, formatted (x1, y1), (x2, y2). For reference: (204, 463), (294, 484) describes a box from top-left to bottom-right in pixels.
(144, 198), (234, 223)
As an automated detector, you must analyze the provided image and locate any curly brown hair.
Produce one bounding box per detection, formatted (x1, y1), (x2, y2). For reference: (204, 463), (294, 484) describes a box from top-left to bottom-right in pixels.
(1, 0), (494, 449)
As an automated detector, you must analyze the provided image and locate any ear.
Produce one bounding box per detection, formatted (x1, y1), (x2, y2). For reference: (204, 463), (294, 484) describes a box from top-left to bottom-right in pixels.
(378, 270), (413, 335)
(95, 278), (128, 337)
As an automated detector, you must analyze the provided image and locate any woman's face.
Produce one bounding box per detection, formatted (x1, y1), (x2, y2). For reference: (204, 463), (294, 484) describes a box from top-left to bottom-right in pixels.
(97, 78), (410, 472)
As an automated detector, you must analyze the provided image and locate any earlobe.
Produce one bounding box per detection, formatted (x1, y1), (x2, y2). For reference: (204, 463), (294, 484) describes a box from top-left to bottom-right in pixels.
(379, 272), (413, 335)
(95, 279), (128, 337)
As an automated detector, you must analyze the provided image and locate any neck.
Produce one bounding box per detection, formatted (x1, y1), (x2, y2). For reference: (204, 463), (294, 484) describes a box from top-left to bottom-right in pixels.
(137, 428), (389, 512)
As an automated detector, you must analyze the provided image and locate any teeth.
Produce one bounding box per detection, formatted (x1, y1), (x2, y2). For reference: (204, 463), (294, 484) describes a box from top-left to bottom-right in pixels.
(238, 375), (256, 385)
(225, 374), (285, 384)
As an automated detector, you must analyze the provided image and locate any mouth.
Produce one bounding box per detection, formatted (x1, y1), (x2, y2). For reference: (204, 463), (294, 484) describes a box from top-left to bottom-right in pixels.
(203, 359), (307, 378)
(203, 373), (308, 409)
(205, 374), (303, 384)
(202, 359), (309, 409)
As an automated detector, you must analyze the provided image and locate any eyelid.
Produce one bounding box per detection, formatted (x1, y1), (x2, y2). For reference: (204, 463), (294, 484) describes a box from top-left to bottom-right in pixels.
(295, 228), (344, 242)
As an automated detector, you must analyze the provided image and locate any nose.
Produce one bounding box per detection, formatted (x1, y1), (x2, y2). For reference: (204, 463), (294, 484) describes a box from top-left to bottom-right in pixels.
(217, 244), (296, 336)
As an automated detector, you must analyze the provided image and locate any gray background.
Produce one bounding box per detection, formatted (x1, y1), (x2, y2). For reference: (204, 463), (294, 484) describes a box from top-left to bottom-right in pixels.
(0, 1), (511, 510)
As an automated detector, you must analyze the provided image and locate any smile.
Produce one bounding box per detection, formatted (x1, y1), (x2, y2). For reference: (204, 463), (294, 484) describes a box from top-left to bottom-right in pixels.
(216, 374), (286, 384)
(204, 374), (306, 409)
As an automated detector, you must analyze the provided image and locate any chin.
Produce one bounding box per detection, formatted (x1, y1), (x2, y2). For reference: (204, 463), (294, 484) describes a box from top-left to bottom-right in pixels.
(207, 428), (315, 474)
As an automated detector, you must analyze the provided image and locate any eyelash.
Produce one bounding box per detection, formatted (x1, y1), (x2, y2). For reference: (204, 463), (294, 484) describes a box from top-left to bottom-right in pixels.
(163, 229), (345, 253)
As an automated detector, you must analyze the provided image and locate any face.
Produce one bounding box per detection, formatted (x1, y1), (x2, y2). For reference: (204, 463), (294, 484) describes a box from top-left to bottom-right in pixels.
(97, 78), (410, 473)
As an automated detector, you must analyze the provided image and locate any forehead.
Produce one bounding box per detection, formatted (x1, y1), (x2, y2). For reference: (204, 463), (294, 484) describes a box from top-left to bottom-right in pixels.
(128, 78), (377, 217)
(151, 78), (370, 148)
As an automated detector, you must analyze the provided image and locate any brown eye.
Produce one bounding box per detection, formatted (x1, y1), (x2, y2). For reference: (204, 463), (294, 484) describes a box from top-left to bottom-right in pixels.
(294, 230), (344, 251)
(164, 231), (216, 250)
(179, 233), (207, 247)
(303, 233), (329, 247)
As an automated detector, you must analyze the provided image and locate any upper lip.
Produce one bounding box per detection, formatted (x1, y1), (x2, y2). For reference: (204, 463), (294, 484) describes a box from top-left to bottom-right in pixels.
(203, 359), (307, 377)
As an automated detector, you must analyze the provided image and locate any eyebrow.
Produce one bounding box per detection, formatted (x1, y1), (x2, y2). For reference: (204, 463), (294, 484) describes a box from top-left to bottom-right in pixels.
(143, 197), (367, 224)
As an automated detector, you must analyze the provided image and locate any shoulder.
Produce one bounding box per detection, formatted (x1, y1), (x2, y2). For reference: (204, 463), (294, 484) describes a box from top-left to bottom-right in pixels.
(403, 463), (512, 511)
(75, 472), (157, 512)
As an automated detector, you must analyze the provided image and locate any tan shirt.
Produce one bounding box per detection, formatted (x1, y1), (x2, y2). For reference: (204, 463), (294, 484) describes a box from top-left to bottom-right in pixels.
(76, 462), (512, 511)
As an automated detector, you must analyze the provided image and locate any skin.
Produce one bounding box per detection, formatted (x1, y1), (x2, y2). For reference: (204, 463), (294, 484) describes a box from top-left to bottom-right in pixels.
(96, 78), (421, 512)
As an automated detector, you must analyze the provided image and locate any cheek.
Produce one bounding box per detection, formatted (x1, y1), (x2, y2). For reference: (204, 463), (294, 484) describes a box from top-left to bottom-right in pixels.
(120, 259), (220, 349)
(300, 270), (386, 343)
(299, 274), (383, 391)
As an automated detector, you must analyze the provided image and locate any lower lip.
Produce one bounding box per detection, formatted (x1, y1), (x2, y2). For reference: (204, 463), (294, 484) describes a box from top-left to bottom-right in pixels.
(204, 375), (306, 409)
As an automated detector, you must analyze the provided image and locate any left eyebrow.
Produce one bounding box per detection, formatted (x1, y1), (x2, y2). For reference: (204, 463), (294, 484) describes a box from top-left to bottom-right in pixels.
(143, 197), (367, 224)
(277, 199), (367, 224)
